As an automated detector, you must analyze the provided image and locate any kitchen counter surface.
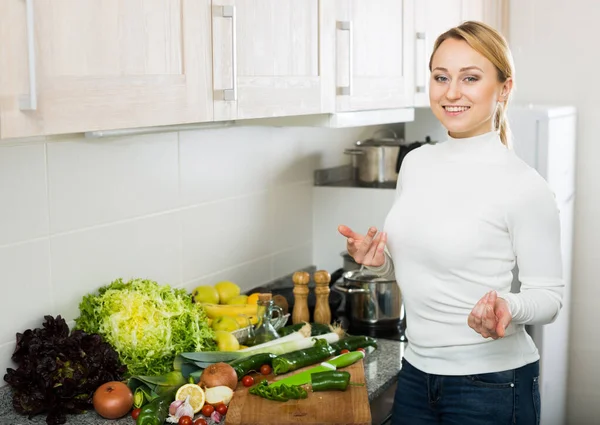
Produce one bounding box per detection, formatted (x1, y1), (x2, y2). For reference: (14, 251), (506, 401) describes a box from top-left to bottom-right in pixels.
(0, 339), (404, 424)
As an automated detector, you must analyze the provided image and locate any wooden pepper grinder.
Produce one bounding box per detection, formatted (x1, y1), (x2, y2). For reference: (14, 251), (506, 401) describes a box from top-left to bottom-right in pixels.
(292, 271), (310, 324)
(313, 270), (332, 325)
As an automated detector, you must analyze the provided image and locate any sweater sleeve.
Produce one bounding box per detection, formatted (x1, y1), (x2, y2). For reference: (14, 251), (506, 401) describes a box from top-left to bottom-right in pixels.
(502, 175), (564, 325)
(364, 147), (410, 280)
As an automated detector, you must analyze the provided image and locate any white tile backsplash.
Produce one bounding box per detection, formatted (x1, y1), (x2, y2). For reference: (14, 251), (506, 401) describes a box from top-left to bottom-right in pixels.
(269, 181), (313, 252)
(179, 126), (272, 205)
(181, 192), (271, 281)
(0, 123), (385, 389)
(0, 240), (52, 343)
(50, 211), (182, 322)
(47, 132), (179, 233)
(0, 144), (49, 246)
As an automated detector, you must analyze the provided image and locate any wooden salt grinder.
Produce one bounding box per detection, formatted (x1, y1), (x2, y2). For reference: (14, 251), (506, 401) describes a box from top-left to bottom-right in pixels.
(292, 271), (310, 324)
(313, 270), (332, 325)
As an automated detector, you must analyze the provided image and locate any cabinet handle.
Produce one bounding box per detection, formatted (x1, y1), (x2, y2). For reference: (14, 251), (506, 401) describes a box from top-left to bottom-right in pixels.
(415, 31), (427, 94)
(336, 20), (352, 96)
(20, 0), (37, 111)
(220, 5), (237, 102)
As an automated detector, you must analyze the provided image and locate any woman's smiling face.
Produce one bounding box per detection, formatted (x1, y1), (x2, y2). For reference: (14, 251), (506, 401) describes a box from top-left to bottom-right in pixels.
(429, 37), (512, 139)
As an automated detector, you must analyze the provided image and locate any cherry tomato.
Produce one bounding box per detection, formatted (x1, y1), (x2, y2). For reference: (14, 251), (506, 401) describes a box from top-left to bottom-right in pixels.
(260, 364), (272, 375)
(357, 348), (366, 354)
(340, 349), (350, 354)
(242, 375), (254, 387)
(216, 404), (228, 415)
(131, 408), (141, 420)
(194, 419), (208, 425)
(178, 416), (193, 425)
(201, 404), (214, 417)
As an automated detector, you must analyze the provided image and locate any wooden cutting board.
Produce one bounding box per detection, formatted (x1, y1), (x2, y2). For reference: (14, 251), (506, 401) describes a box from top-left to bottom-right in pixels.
(225, 359), (371, 425)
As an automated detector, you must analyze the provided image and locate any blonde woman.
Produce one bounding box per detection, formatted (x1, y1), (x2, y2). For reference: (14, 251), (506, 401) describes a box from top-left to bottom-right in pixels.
(339, 21), (562, 425)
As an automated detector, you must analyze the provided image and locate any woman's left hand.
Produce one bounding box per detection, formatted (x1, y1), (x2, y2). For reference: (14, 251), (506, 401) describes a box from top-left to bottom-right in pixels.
(468, 291), (512, 339)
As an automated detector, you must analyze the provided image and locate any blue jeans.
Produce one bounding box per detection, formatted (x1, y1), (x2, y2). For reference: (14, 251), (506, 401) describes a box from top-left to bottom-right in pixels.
(392, 358), (540, 425)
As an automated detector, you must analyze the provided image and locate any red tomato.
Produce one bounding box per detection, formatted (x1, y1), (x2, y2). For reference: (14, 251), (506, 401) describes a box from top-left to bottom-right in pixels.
(242, 375), (254, 387)
(357, 348), (366, 354)
(260, 364), (272, 375)
(194, 419), (208, 425)
(131, 408), (141, 420)
(216, 404), (228, 415)
(178, 416), (193, 425)
(201, 404), (214, 417)
(340, 349), (350, 354)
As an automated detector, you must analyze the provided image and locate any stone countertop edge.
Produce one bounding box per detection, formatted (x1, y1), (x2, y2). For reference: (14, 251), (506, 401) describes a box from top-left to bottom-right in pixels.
(0, 338), (404, 424)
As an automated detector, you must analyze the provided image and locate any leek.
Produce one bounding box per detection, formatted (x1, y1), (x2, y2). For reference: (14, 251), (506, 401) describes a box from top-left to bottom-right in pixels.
(240, 329), (343, 357)
(238, 323), (312, 353)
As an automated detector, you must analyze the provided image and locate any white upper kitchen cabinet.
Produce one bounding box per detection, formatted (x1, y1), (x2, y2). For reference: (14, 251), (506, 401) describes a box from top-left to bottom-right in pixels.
(212, 0), (335, 121)
(0, 0), (213, 139)
(412, 0), (507, 107)
(334, 0), (415, 112)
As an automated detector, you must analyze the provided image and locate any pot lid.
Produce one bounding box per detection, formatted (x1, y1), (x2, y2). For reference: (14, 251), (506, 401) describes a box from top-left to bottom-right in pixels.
(343, 269), (396, 284)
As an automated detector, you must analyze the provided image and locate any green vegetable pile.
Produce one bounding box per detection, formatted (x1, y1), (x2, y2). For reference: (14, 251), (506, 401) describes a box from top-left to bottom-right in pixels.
(75, 278), (216, 376)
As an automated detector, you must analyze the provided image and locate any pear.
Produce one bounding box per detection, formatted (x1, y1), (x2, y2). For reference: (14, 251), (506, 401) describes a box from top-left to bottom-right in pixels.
(192, 285), (220, 304)
(214, 281), (241, 304)
(211, 316), (240, 332)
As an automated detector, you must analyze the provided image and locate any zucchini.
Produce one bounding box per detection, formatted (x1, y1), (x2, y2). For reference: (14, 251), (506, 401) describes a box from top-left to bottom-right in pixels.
(228, 353), (278, 380)
(329, 335), (378, 354)
(272, 338), (335, 375)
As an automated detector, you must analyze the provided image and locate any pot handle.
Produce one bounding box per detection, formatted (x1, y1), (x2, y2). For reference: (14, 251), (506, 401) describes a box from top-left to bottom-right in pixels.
(344, 148), (364, 156)
(332, 281), (370, 294)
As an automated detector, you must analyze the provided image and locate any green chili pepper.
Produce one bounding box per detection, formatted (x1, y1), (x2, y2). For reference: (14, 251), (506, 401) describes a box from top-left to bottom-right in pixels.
(229, 352), (278, 380)
(310, 371), (351, 392)
(249, 380), (308, 402)
(272, 338), (334, 375)
(329, 335), (377, 354)
(136, 390), (175, 425)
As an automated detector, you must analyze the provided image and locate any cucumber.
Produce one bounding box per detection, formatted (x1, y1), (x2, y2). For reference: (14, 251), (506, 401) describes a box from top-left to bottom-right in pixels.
(277, 322), (333, 337)
(228, 353), (278, 380)
(329, 335), (378, 354)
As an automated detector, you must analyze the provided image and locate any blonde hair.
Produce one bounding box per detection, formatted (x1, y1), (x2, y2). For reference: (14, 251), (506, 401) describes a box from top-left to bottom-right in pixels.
(429, 21), (515, 147)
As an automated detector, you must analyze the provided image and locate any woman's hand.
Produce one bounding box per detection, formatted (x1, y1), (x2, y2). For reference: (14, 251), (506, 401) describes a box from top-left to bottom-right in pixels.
(338, 225), (387, 267)
(468, 291), (512, 339)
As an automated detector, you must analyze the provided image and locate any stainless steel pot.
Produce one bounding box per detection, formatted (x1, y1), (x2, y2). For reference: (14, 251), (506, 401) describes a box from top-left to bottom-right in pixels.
(344, 129), (403, 184)
(332, 269), (402, 325)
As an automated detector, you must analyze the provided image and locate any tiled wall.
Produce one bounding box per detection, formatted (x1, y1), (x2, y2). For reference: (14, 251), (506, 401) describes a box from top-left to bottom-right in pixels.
(509, 1), (600, 423)
(0, 123), (380, 379)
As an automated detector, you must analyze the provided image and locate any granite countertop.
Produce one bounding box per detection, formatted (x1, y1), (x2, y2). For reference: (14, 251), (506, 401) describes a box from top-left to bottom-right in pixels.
(0, 339), (404, 425)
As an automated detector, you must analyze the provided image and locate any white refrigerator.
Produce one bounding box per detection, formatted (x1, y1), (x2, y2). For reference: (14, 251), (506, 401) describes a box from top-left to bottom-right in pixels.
(508, 104), (577, 425)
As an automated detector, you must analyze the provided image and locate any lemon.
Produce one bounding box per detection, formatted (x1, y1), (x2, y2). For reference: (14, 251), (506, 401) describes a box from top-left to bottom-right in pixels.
(214, 330), (240, 351)
(175, 384), (205, 414)
(214, 281), (240, 304)
(211, 316), (240, 332)
(247, 293), (260, 305)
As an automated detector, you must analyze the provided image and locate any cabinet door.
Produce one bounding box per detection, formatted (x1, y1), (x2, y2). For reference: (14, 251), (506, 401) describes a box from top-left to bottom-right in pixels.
(212, 0), (335, 121)
(0, 0), (213, 139)
(335, 0), (414, 112)
(462, 0), (509, 35)
(413, 0), (462, 107)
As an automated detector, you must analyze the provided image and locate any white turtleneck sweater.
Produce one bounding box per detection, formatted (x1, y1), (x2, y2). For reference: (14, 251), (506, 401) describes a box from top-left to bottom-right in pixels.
(372, 131), (563, 375)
